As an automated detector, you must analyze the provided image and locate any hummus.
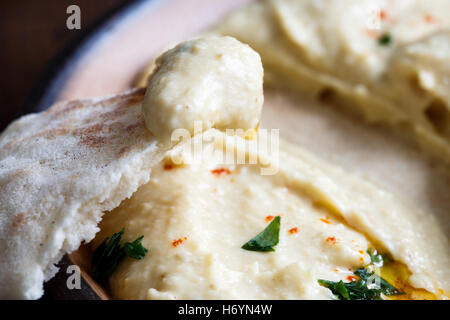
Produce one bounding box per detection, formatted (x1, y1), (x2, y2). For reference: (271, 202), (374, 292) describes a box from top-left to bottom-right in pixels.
(92, 36), (449, 300)
(213, 0), (450, 164)
(142, 36), (263, 145)
(94, 131), (448, 299)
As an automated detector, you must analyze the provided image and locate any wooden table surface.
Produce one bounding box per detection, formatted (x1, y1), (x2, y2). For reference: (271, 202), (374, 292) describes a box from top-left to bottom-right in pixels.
(0, 0), (131, 132)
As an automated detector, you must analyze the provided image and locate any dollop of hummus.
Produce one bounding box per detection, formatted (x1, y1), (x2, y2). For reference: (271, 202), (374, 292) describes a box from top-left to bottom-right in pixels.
(142, 36), (263, 144)
(94, 132), (447, 299)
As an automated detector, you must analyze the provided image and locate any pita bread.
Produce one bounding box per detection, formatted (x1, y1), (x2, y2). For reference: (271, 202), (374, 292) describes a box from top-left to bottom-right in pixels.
(0, 87), (165, 299)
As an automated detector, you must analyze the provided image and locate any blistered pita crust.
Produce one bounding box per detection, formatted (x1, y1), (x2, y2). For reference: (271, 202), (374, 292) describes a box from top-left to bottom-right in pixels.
(0, 88), (165, 299)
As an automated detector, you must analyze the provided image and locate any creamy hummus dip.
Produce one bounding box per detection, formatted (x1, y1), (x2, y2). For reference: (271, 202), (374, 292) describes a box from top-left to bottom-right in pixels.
(94, 131), (447, 299)
(213, 0), (450, 164)
(92, 36), (449, 300)
(143, 36), (263, 145)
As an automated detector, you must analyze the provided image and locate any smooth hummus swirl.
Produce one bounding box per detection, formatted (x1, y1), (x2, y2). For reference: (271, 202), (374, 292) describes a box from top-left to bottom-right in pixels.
(142, 36), (264, 143)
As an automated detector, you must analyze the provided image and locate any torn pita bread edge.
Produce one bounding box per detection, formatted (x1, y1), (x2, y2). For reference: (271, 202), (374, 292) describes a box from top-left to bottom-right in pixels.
(0, 87), (167, 299)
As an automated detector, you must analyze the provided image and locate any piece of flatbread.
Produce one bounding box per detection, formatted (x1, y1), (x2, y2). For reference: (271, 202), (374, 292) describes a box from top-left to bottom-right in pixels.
(0, 87), (165, 299)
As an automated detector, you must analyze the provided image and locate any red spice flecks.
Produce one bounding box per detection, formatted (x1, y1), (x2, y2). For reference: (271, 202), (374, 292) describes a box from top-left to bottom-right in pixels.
(320, 217), (331, 224)
(288, 227), (299, 235)
(211, 168), (231, 176)
(164, 164), (174, 170)
(172, 237), (188, 248)
(424, 14), (437, 24)
(347, 275), (357, 282)
(379, 9), (387, 20)
(326, 236), (337, 245)
(265, 215), (274, 223)
(358, 250), (364, 255)
(359, 257), (364, 262)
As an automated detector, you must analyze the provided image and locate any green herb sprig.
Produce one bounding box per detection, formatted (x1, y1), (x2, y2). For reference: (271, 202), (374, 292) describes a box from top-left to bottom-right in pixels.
(355, 268), (403, 296)
(318, 248), (404, 300)
(91, 228), (148, 284)
(318, 277), (381, 300)
(367, 247), (390, 267)
(242, 216), (280, 252)
(378, 33), (392, 46)
(318, 268), (404, 300)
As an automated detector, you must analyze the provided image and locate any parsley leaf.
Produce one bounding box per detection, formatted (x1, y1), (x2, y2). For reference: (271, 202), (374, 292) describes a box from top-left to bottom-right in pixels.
(355, 268), (404, 296)
(318, 268), (404, 300)
(319, 278), (383, 300)
(318, 246), (405, 301)
(367, 248), (390, 267)
(378, 33), (392, 46)
(91, 228), (148, 284)
(123, 235), (148, 259)
(242, 216), (280, 252)
(318, 280), (351, 300)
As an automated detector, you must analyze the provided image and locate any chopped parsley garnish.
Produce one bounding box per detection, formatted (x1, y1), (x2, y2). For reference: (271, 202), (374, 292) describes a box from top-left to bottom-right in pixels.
(318, 268), (404, 300)
(123, 235), (148, 259)
(242, 216), (280, 252)
(318, 278), (381, 300)
(367, 247), (390, 267)
(318, 279), (352, 300)
(318, 248), (404, 300)
(91, 228), (148, 284)
(355, 268), (403, 296)
(378, 33), (392, 46)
